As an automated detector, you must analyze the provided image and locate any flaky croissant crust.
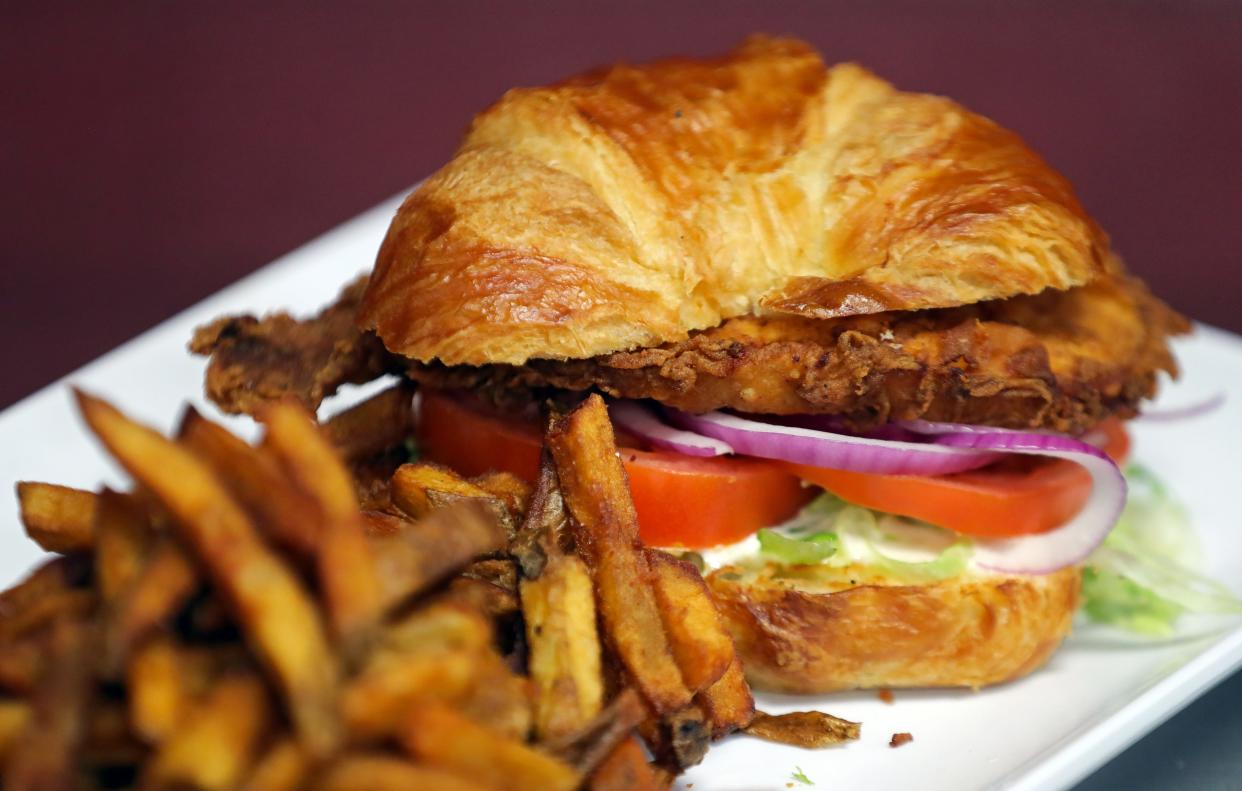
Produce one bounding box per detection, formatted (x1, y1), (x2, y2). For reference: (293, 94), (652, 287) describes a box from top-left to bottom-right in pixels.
(360, 36), (1110, 365)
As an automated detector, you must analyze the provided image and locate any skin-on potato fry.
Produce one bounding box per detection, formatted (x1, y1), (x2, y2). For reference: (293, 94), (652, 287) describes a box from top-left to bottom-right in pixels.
(511, 451), (570, 580)
(547, 395), (691, 714)
(320, 382), (416, 463)
(314, 754), (491, 791)
(0, 701), (31, 765)
(16, 482), (99, 554)
(127, 634), (193, 745)
(260, 401), (385, 653)
(401, 700), (581, 791)
(93, 488), (151, 606)
(470, 471), (532, 520)
(179, 407), (321, 557)
(696, 655), (756, 738)
(76, 391), (342, 756)
(589, 735), (669, 791)
(646, 550), (733, 694)
(105, 539), (199, 674)
(145, 672), (271, 791)
(522, 553), (604, 741)
(0, 556), (95, 645)
(240, 737), (310, 791)
(3, 619), (93, 791)
(366, 500), (507, 610)
(390, 462), (516, 535)
(743, 709), (861, 748)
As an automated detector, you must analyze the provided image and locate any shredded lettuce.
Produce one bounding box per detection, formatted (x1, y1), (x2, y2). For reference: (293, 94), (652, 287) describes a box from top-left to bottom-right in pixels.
(1082, 463), (1242, 634)
(757, 528), (838, 564)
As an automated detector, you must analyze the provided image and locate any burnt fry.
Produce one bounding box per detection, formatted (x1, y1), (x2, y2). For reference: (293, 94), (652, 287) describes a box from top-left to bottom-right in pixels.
(646, 549), (733, 693)
(589, 735), (669, 791)
(320, 382), (415, 463)
(744, 709), (861, 748)
(401, 700), (581, 791)
(547, 395), (690, 713)
(367, 500), (506, 609)
(314, 754), (490, 791)
(697, 655), (755, 737)
(260, 401), (384, 652)
(16, 482), (98, 553)
(76, 391), (341, 756)
(3, 619), (93, 791)
(521, 553), (604, 741)
(512, 450), (570, 579)
(145, 672), (271, 791)
(179, 407), (321, 557)
(241, 737), (310, 791)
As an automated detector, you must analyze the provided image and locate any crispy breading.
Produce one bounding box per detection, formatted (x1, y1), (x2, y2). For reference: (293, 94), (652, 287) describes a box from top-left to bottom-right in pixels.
(413, 275), (1187, 433)
(190, 276), (393, 415)
(192, 273), (1185, 433)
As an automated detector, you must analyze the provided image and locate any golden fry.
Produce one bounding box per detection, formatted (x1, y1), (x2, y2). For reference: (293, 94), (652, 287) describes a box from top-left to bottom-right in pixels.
(390, 462), (516, 536)
(240, 737), (310, 791)
(646, 550), (733, 693)
(127, 634), (193, 744)
(261, 401), (384, 651)
(454, 651), (534, 742)
(696, 655), (755, 737)
(145, 673), (271, 791)
(589, 736), (669, 791)
(470, 470), (532, 519)
(314, 754), (490, 791)
(367, 500), (506, 609)
(3, 619), (92, 791)
(93, 488), (151, 605)
(179, 407), (321, 557)
(320, 382), (415, 463)
(744, 709), (861, 748)
(16, 481), (98, 553)
(547, 395), (690, 713)
(0, 700), (31, 765)
(401, 700), (581, 791)
(76, 391), (341, 756)
(105, 539), (199, 672)
(342, 648), (482, 739)
(522, 553), (604, 741)
(0, 556), (94, 644)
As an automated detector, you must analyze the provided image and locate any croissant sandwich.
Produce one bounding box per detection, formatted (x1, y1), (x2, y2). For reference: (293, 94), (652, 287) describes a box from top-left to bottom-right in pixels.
(194, 36), (1189, 693)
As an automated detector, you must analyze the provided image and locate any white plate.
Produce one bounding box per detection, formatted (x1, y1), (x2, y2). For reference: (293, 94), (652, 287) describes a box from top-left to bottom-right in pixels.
(3, 194), (1240, 791)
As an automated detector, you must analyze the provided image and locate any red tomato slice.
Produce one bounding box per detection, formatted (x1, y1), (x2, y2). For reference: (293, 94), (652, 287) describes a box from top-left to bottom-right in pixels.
(786, 420), (1131, 538)
(416, 390), (812, 548)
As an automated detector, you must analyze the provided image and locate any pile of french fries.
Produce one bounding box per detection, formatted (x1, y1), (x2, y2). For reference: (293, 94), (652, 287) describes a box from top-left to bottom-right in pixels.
(3, 388), (854, 790)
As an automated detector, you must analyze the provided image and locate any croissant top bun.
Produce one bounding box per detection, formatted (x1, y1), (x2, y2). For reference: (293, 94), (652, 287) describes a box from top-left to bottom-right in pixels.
(359, 36), (1110, 366)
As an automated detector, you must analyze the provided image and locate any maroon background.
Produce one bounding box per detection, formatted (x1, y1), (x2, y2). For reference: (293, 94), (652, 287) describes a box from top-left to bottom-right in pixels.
(4, 1), (1242, 409)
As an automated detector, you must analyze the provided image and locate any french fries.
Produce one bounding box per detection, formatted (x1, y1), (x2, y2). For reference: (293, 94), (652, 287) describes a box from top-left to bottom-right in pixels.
(144, 672), (271, 790)
(1, 387), (852, 787)
(77, 392), (342, 756)
(522, 553), (604, 740)
(401, 700), (581, 791)
(314, 754), (486, 791)
(260, 401), (384, 655)
(647, 549), (734, 693)
(16, 481), (98, 553)
(547, 395), (691, 714)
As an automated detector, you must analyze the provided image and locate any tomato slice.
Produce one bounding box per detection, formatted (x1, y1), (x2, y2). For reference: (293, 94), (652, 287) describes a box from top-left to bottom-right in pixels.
(786, 420), (1131, 538)
(416, 390), (812, 548)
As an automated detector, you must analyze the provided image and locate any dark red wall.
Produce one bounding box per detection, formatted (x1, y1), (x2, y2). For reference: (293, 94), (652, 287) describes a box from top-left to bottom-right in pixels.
(4, 1), (1241, 408)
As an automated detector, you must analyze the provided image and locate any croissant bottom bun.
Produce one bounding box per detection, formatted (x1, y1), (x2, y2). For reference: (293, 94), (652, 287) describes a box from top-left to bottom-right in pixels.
(707, 563), (1080, 693)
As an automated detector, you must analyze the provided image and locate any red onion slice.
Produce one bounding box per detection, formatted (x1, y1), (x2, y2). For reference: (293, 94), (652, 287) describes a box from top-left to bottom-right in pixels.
(665, 409), (1002, 475)
(1137, 391), (1226, 422)
(934, 431), (1127, 574)
(610, 401), (733, 457)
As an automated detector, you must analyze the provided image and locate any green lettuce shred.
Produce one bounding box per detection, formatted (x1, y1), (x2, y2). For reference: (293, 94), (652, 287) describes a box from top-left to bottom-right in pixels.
(757, 528), (838, 564)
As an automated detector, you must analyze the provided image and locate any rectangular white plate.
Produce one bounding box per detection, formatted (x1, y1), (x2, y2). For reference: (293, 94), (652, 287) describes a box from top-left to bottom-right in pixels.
(3, 194), (1240, 791)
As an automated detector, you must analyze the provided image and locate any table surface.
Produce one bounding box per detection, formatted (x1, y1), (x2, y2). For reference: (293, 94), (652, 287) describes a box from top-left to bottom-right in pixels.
(5, 3), (1242, 788)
